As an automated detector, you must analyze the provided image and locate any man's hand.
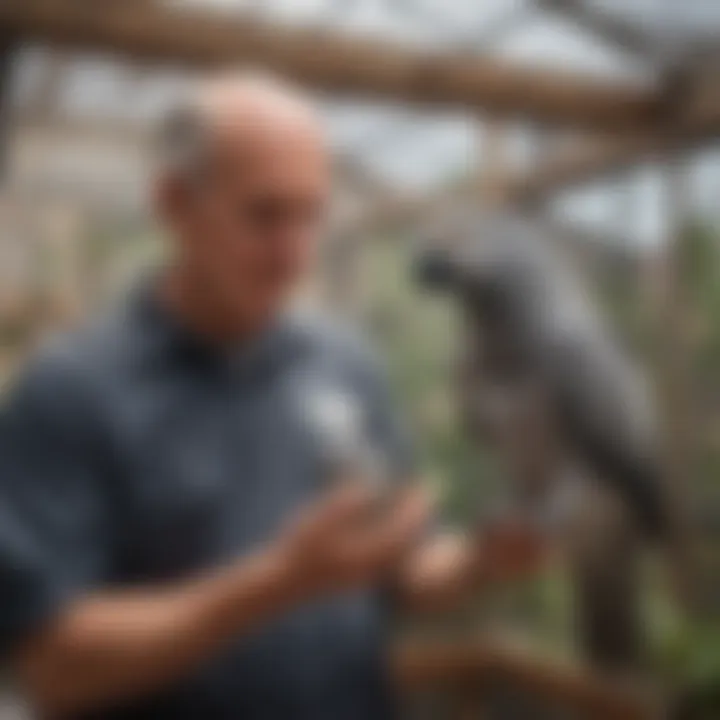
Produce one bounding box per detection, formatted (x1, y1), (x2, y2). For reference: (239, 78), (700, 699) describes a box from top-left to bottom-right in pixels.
(394, 514), (546, 614)
(475, 516), (545, 585)
(15, 480), (431, 717)
(276, 482), (432, 601)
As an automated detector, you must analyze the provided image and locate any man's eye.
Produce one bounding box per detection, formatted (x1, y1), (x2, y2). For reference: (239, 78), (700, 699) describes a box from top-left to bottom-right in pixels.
(242, 198), (324, 229)
(244, 200), (286, 226)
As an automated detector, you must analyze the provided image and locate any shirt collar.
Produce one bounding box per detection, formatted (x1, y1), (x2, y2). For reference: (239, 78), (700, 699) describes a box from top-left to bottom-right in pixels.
(130, 274), (307, 381)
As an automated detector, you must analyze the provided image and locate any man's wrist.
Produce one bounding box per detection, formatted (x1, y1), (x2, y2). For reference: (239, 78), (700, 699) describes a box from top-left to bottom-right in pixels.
(239, 541), (323, 616)
(196, 544), (304, 641)
(258, 544), (307, 606)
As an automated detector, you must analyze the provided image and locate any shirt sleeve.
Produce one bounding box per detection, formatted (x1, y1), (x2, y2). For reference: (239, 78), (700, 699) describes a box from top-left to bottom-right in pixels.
(0, 351), (111, 661)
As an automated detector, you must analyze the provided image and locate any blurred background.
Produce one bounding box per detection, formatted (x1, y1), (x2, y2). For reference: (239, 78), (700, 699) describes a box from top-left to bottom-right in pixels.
(0, 1), (719, 718)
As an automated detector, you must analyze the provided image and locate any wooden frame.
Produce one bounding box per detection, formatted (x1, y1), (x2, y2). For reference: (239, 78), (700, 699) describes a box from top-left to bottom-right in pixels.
(0, 0), (657, 131)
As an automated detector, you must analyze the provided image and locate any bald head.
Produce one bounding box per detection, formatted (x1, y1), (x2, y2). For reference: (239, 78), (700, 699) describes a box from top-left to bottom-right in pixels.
(159, 72), (325, 181)
(155, 72), (330, 335)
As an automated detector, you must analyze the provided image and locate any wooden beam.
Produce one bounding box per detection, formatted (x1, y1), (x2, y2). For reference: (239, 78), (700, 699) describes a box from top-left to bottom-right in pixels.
(656, 155), (702, 611)
(477, 118), (512, 205)
(337, 184), (643, 263)
(21, 48), (69, 118)
(502, 72), (720, 202)
(394, 640), (657, 720)
(504, 136), (666, 202)
(0, 37), (16, 178)
(12, 112), (153, 148)
(0, 0), (659, 131)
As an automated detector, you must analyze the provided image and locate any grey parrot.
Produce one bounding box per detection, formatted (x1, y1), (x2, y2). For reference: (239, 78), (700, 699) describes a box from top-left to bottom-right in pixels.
(414, 208), (673, 669)
(414, 208), (670, 541)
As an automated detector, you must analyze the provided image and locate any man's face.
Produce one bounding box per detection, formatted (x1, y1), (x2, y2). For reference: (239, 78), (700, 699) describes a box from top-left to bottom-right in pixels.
(162, 118), (329, 326)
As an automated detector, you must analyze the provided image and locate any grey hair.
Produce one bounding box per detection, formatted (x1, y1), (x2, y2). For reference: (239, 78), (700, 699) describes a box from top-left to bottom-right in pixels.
(155, 70), (314, 182)
(155, 95), (211, 182)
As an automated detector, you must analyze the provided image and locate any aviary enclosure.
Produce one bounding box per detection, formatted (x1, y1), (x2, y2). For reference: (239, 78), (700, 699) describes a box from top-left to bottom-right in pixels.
(0, 1), (719, 718)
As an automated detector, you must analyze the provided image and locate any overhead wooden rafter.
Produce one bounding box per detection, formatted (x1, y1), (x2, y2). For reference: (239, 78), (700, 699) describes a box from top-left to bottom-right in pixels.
(502, 68), (720, 202)
(503, 135), (673, 203)
(0, 36), (17, 176)
(0, 0), (660, 132)
(497, 1), (720, 201)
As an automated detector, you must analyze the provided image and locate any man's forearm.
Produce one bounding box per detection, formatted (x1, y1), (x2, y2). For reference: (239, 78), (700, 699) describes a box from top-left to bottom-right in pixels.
(16, 545), (299, 717)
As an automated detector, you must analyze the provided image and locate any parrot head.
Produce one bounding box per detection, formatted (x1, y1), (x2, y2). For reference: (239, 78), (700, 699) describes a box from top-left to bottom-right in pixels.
(412, 208), (522, 325)
(413, 245), (460, 291)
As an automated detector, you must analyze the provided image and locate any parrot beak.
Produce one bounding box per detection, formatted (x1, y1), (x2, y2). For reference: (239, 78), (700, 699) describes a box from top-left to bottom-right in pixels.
(413, 247), (457, 292)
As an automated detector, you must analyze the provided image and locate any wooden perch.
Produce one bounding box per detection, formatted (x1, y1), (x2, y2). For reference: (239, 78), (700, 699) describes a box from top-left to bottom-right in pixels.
(0, 0), (659, 131)
(393, 640), (658, 720)
(0, 38), (17, 176)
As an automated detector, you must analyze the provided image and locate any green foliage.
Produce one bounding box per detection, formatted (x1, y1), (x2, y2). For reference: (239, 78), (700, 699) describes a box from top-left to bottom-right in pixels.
(362, 235), (500, 525)
(684, 223), (720, 379)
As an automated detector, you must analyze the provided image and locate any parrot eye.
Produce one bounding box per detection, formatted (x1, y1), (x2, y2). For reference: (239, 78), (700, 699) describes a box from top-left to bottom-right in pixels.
(413, 247), (457, 291)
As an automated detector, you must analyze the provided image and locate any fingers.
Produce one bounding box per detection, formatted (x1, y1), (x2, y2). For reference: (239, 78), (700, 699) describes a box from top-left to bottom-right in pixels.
(378, 487), (434, 552)
(294, 482), (375, 541)
(286, 481), (435, 595)
(340, 487), (433, 569)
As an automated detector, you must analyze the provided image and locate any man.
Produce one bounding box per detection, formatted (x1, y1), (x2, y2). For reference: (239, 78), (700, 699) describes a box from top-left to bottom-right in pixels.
(0, 73), (539, 720)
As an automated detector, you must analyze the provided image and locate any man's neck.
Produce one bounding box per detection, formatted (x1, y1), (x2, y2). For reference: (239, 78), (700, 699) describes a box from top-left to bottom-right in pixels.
(160, 267), (268, 348)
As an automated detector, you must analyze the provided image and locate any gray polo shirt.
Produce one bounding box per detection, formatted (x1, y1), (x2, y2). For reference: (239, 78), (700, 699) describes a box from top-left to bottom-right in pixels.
(0, 282), (416, 720)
